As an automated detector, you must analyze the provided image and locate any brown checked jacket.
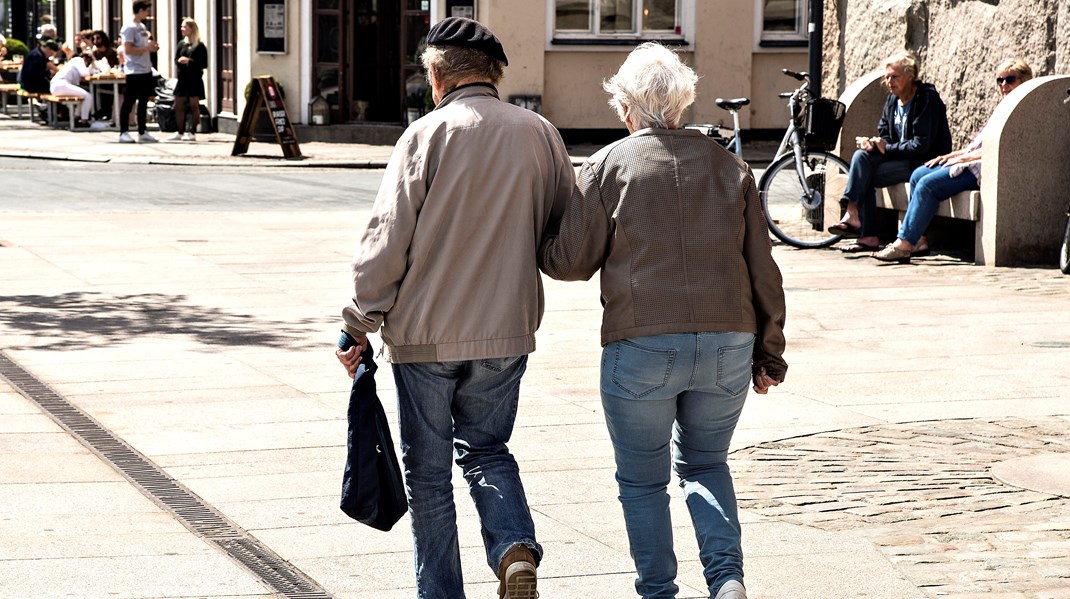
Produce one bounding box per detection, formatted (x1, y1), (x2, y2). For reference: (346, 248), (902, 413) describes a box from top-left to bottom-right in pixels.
(539, 127), (787, 381)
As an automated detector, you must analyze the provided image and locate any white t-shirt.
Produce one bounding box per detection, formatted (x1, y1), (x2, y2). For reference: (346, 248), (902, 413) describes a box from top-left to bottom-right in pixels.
(120, 19), (153, 75)
(51, 58), (94, 89)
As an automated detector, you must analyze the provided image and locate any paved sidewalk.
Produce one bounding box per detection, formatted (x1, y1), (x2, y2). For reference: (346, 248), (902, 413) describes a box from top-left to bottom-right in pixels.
(0, 114), (396, 168)
(2, 113), (1070, 598)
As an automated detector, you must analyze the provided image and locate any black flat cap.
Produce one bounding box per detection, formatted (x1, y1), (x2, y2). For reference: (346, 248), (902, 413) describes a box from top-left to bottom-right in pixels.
(426, 17), (508, 66)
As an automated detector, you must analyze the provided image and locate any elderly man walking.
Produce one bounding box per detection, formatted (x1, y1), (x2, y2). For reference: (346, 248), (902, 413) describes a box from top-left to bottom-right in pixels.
(334, 17), (573, 599)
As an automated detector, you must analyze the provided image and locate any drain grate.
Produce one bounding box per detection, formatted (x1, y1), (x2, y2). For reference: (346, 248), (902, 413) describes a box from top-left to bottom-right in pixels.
(0, 351), (333, 599)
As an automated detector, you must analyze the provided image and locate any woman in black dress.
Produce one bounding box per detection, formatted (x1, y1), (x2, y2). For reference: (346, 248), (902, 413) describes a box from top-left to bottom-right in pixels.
(170, 18), (207, 141)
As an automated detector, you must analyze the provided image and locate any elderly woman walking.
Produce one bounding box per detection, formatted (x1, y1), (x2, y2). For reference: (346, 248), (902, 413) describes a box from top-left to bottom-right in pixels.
(539, 43), (787, 599)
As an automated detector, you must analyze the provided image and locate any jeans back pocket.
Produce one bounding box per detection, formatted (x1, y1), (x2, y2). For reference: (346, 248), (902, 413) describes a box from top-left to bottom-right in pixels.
(603, 340), (676, 399)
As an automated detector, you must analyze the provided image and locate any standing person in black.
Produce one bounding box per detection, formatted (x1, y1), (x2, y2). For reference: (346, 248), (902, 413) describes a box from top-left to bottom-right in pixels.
(168, 18), (207, 142)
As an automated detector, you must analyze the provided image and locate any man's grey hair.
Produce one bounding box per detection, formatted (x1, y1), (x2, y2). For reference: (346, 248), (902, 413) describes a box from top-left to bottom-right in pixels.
(421, 45), (504, 91)
(884, 50), (920, 81)
(603, 42), (698, 130)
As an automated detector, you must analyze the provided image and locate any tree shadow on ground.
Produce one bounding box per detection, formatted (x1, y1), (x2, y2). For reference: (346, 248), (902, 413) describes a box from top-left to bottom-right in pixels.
(0, 292), (322, 351)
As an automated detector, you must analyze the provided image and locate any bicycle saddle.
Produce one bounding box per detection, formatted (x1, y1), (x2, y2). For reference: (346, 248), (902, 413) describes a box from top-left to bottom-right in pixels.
(715, 98), (751, 111)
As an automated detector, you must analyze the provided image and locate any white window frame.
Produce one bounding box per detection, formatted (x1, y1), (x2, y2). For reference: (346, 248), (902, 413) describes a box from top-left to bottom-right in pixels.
(754, 0), (809, 49)
(548, 0), (694, 48)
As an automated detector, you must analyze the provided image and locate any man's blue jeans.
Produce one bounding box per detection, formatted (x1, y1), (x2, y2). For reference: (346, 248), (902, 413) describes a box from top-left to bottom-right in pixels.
(600, 332), (755, 599)
(843, 149), (915, 237)
(898, 164), (979, 245)
(392, 356), (541, 599)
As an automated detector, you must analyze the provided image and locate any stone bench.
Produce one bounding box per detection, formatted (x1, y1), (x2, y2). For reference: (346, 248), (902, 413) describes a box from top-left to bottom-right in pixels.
(830, 70), (1070, 266)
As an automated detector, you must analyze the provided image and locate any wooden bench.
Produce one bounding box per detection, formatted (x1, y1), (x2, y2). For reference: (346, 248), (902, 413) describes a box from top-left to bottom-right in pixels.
(16, 88), (43, 123)
(39, 94), (84, 130)
(831, 71), (1070, 266)
(0, 83), (28, 117)
(17, 88), (84, 130)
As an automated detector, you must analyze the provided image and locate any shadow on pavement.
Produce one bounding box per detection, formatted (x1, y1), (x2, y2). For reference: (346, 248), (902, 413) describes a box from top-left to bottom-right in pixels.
(0, 291), (318, 350)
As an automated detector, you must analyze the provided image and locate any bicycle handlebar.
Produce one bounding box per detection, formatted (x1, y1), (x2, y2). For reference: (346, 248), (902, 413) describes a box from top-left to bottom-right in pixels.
(782, 69), (809, 81)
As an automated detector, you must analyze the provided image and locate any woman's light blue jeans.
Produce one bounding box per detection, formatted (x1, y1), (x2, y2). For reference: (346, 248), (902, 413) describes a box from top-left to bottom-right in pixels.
(600, 332), (755, 599)
(898, 164), (980, 245)
(392, 356), (542, 599)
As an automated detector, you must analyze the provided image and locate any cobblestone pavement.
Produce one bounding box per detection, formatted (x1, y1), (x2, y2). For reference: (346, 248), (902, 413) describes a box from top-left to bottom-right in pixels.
(734, 416), (1070, 598)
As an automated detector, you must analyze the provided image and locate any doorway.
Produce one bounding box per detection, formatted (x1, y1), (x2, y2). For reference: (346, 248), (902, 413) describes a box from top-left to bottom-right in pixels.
(312, 0), (429, 124)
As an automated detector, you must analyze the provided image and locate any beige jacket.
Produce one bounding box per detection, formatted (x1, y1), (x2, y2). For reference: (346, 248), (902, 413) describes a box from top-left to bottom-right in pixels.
(342, 84), (574, 363)
(539, 128), (788, 381)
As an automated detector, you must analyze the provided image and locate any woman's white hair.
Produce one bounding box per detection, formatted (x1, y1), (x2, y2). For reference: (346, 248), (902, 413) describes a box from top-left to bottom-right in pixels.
(603, 42), (698, 130)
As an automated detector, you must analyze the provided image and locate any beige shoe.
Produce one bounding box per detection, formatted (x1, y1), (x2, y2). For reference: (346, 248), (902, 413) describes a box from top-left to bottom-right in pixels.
(871, 244), (911, 264)
(497, 545), (537, 599)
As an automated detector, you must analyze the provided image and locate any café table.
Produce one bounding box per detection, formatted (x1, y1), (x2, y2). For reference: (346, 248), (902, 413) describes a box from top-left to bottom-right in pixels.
(83, 71), (124, 130)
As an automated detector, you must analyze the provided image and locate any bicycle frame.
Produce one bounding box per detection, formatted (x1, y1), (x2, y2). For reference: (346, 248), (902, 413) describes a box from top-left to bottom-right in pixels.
(769, 75), (819, 205)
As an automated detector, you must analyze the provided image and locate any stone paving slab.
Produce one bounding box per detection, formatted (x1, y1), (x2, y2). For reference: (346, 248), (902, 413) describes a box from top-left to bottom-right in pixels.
(733, 417), (1070, 596)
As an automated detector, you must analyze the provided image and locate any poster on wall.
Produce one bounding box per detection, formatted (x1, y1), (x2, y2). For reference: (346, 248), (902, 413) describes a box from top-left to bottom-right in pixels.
(257, 0), (286, 54)
(445, 0), (475, 20)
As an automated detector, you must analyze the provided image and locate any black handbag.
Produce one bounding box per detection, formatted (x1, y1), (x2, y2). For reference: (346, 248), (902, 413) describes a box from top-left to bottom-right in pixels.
(339, 341), (408, 531)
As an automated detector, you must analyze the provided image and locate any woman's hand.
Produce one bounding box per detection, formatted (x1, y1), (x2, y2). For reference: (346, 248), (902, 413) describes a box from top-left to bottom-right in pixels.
(752, 367), (780, 395)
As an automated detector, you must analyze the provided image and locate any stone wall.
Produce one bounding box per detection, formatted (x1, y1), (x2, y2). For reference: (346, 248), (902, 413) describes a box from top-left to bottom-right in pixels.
(824, 0), (1070, 146)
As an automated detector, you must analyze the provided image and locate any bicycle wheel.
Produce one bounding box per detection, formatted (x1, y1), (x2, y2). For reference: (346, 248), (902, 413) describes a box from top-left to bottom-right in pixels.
(758, 150), (850, 248)
(1059, 214), (1070, 275)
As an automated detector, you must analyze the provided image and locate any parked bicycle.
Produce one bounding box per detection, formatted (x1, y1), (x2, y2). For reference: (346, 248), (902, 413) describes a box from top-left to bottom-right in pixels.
(1060, 87), (1070, 275)
(758, 69), (849, 248)
(685, 97), (749, 159)
(687, 70), (848, 248)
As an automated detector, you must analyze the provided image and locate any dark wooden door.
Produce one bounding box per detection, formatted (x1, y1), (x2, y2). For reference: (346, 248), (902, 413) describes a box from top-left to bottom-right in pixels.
(217, 0), (236, 114)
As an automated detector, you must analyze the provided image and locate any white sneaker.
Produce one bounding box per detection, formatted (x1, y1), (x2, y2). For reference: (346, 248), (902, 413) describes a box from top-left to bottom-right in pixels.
(118, 132), (135, 143)
(89, 121), (110, 130)
(166, 132), (183, 141)
(714, 580), (747, 599)
(181, 132), (196, 142)
(138, 132), (158, 143)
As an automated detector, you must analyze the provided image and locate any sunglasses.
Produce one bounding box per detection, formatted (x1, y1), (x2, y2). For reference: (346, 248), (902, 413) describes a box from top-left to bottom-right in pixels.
(995, 75), (1018, 85)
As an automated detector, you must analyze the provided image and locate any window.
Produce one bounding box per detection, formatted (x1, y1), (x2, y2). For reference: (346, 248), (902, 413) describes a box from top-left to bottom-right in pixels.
(554, 0), (683, 41)
(760, 0), (807, 45)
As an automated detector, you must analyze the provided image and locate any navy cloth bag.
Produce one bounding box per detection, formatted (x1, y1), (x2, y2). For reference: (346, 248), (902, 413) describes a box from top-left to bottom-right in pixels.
(339, 340), (408, 531)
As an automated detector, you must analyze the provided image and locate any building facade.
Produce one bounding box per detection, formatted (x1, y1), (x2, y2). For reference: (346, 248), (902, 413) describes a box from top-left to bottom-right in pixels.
(4, 0), (813, 137)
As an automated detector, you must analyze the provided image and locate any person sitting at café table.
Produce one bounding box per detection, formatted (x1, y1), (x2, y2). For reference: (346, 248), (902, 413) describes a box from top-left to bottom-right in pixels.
(50, 52), (98, 128)
(91, 30), (120, 71)
(18, 38), (60, 94)
(871, 59), (1034, 263)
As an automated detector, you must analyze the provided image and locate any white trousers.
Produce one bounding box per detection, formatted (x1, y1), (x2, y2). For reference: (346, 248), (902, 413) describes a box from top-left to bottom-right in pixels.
(49, 81), (93, 121)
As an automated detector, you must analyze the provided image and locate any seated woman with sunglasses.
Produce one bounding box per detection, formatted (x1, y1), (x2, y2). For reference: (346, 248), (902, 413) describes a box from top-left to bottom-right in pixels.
(873, 59), (1033, 263)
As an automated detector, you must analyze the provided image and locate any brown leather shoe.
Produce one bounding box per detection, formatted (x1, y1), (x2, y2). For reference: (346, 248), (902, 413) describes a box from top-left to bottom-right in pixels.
(497, 545), (538, 599)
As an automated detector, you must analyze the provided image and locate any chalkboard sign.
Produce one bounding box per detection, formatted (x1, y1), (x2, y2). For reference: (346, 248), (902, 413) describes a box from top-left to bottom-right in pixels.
(257, 0), (286, 54)
(231, 76), (302, 159)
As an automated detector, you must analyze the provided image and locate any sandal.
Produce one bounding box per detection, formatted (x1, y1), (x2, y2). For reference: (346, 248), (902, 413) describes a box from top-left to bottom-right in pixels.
(871, 245), (911, 264)
(827, 221), (862, 239)
(838, 241), (880, 253)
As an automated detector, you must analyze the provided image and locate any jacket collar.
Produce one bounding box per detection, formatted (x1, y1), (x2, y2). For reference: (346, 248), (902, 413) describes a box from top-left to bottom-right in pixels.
(435, 82), (499, 109)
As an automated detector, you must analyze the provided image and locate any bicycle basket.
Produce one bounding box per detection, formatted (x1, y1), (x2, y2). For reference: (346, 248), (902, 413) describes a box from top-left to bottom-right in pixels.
(804, 98), (846, 151)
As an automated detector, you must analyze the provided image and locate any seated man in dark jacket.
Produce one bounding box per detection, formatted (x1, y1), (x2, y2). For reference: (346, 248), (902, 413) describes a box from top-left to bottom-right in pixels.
(18, 39), (60, 94)
(828, 51), (953, 253)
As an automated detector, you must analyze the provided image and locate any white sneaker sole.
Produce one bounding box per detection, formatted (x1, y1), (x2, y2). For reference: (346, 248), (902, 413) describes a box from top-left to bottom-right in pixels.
(503, 561), (537, 599)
